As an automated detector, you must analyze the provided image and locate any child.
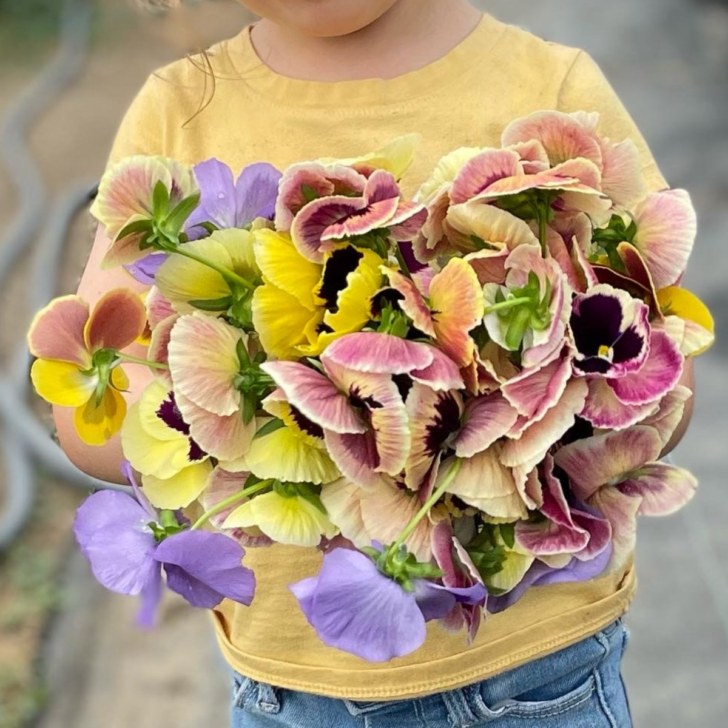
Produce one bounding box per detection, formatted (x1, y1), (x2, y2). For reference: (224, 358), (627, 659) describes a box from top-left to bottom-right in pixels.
(57, 1), (695, 726)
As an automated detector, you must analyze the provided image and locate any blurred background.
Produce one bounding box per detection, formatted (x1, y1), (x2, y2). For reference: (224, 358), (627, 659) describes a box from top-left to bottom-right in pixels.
(0, 0), (725, 726)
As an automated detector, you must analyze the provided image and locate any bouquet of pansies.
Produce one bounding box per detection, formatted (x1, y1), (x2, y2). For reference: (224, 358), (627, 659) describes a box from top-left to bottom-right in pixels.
(28, 111), (714, 662)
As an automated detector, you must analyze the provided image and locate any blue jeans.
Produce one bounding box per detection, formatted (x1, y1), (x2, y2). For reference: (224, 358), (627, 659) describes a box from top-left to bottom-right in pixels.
(231, 619), (632, 727)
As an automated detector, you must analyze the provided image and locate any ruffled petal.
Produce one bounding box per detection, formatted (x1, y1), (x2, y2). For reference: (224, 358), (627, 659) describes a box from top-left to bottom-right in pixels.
(452, 392), (519, 458)
(410, 347), (465, 391)
(609, 330), (683, 406)
(449, 148), (522, 204)
(262, 360), (365, 434)
(633, 190), (697, 289)
(168, 313), (243, 416)
(84, 288), (147, 353)
(618, 463), (697, 516)
(639, 385), (693, 447)
(142, 460), (212, 510)
(581, 377), (660, 430)
(321, 332), (433, 374)
(554, 426), (663, 501)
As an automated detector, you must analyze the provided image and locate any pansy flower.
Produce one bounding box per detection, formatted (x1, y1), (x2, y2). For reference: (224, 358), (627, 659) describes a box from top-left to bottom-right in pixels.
(514, 454), (612, 563)
(384, 257), (485, 368)
(223, 482), (338, 548)
(251, 230), (384, 360)
(290, 169), (427, 263)
(261, 356), (409, 489)
(230, 389), (340, 486)
(289, 546), (485, 662)
(655, 286), (715, 357)
(554, 426), (698, 567)
(124, 252), (167, 285)
(482, 244), (570, 368)
(167, 313), (259, 461)
(91, 155), (198, 268)
(155, 229), (259, 315)
(276, 135), (420, 232)
(405, 384), (518, 496)
(121, 381), (212, 509)
(185, 159), (282, 239)
(28, 290), (147, 445)
(570, 284), (684, 428)
(74, 489), (255, 626)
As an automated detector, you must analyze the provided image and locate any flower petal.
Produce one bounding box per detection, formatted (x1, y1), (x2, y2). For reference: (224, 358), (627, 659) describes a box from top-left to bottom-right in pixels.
(639, 385), (693, 447)
(84, 288), (147, 353)
(74, 490), (159, 596)
(74, 386), (127, 446)
(609, 330), (683, 406)
(449, 148), (522, 204)
(322, 332), (434, 374)
(168, 313), (243, 416)
(262, 360), (365, 434)
(452, 392), (519, 459)
(500, 379), (588, 471)
(410, 347), (465, 391)
(175, 392), (255, 463)
(633, 190), (697, 289)
(28, 295), (90, 367)
(589, 487), (640, 571)
(429, 258), (484, 367)
(581, 377), (660, 430)
(598, 137), (646, 208)
(444, 449), (528, 520)
(142, 460), (212, 510)
(618, 463), (697, 516)
(30, 359), (96, 407)
(154, 529), (256, 608)
(554, 426), (663, 501)
(290, 548), (427, 662)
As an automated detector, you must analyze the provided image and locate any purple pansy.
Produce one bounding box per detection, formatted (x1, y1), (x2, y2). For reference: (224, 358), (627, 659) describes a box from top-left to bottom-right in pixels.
(289, 547), (486, 662)
(74, 490), (255, 626)
(185, 159), (282, 239)
(123, 252), (168, 285)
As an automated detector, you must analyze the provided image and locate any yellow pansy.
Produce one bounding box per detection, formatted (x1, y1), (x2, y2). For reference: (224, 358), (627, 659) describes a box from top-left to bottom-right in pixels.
(657, 286), (715, 356)
(223, 489), (337, 547)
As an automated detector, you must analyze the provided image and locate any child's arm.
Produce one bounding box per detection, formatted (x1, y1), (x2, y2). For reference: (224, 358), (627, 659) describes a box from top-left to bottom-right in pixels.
(53, 225), (154, 483)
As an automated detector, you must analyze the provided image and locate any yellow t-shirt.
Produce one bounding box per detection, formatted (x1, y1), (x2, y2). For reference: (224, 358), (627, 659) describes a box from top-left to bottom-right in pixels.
(109, 13), (666, 700)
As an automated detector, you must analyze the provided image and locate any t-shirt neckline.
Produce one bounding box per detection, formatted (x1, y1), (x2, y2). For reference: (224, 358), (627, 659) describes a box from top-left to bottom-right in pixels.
(226, 13), (505, 108)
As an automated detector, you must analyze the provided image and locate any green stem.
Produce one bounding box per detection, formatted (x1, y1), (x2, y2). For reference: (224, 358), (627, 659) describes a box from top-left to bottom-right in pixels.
(175, 247), (255, 291)
(117, 352), (170, 371)
(190, 479), (272, 530)
(483, 296), (530, 315)
(390, 459), (463, 553)
(538, 203), (548, 256)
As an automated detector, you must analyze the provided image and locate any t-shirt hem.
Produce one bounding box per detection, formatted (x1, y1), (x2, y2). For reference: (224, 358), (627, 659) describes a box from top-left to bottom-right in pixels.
(212, 568), (637, 700)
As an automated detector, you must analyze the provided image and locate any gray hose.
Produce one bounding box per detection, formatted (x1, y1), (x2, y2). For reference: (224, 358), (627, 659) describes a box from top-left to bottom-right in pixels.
(0, 0), (126, 549)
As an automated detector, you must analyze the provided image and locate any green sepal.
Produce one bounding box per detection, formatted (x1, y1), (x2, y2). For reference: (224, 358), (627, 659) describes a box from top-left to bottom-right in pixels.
(241, 395), (256, 425)
(236, 338), (251, 369)
(152, 180), (170, 219)
(188, 295), (234, 312)
(295, 483), (328, 515)
(116, 217), (154, 243)
(163, 192), (202, 236)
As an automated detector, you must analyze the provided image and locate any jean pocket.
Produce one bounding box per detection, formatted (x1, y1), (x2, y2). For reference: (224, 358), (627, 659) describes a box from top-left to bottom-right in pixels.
(232, 672), (256, 709)
(480, 673), (597, 720)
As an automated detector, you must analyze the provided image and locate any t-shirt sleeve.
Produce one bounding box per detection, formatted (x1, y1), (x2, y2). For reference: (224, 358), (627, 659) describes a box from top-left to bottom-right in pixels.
(107, 73), (175, 166)
(557, 50), (667, 192)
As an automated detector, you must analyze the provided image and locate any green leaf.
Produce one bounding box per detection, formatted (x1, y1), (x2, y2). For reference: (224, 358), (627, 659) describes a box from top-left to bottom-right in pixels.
(116, 217), (153, 242)
(164, 192), (202, 235)
(153, 180), (170, 218)
(254, 417), (285, 439)
(188, 295), (234, 312)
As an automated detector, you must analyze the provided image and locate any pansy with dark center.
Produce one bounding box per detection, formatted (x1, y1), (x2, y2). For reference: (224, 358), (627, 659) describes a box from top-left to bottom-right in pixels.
(570, 284), (650, 378)
(156, 392), (207, 462)
(318, 246), (364, 311)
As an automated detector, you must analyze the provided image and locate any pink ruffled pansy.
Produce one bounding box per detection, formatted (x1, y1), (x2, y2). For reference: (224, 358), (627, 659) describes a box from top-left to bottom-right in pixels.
(570, 284), (684, 411)
(289, 169), (427, 263)
(554, 426), (698, 567)
(261, 358), (409, 489)
(515, 455), (612, 562)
